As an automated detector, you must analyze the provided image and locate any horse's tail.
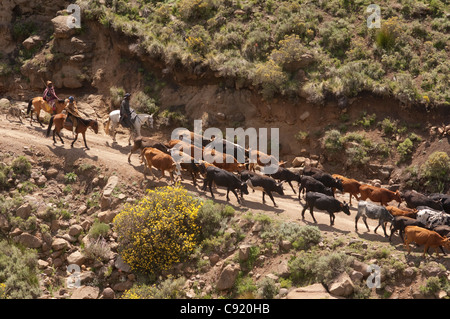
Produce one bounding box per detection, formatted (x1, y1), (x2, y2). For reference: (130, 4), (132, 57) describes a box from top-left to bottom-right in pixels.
(104, 118), (110, 135)
(27, 99), (33, 114)
(46, 115), (54, 137)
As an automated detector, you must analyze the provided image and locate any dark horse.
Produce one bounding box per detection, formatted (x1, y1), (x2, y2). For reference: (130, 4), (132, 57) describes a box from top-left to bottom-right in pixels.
(46, 113), (99, 150)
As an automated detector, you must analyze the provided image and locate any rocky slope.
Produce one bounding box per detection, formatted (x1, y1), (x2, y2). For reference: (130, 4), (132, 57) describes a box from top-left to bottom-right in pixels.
(0, 0), (449, 300)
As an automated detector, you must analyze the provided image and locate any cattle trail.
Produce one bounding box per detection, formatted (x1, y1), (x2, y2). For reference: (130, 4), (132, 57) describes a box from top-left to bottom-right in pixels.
(0, 116), (408, 245)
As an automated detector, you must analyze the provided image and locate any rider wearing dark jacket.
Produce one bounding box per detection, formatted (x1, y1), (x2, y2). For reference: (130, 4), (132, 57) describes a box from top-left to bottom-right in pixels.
(120, 93), (133, 128)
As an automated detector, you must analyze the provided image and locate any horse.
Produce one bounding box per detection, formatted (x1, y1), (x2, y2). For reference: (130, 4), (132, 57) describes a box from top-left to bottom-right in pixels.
(104, 110), (154, 145)
(26, 97), (67, 127)
(46, 113), (99, 150)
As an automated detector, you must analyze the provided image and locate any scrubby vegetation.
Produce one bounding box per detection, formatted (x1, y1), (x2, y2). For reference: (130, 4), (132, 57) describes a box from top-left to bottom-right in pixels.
(77, 0), (449, 107)
(0, 240), (40, 299)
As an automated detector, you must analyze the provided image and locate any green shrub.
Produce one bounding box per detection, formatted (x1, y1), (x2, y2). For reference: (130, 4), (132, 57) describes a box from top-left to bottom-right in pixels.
(121, 276), (187, 299)
(196, 200), (234, 240)
(64, 172), (78, 184)
(319, 20), (351, 57)
(113, 186), (202, 274)
(375, 17), (401, 51)
(110, 86), (125, 108)
(379, 118), (398, 135)
(0, 170), (8, 190)
(397, 138), (414, 162)
(11, 156), (31, 177)
(420, 276), (441, 296)
(234, 275), (257, 298)
(176, 0), (216, 21)
(289, 250), (354, 286)
(421, 151), (450, 192)
(0, 240), (40, 299)
(252, 59), (288, 100)
(260, 222), (321, 251)
(83, 238), (112, 263)
(89, 221), (110, 239)
(258, 276), (278, 299)
(131, 91), (159, 115)
(322, 129), (344, 154)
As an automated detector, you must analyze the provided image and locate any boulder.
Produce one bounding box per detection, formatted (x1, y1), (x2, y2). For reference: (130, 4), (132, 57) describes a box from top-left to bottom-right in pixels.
(112, 280), (133, 292)
(22, 35), (43, 50)
(216, 263), (241, 291)
(67, 251), (86, 266)
(16, 232), (43, 249)
(45, 168), (59, 178)
(101, 175), (119, 210)
(98, 210), (116, 224)
(51, 15), (77, 39)
(351, 259), (371, 278)
(52, 238), (69, 251)
(70, 286), (99, 299)
(101, 287), (115, 299)
(327, 272), (354, 297)
(238, 245), (251, 261)
(68, 224), (83, 237)
(114, 255), (131, 273)
(287, 283), (339, 299)
(0, 98), (11, 109)
(15, 203), (32, 219)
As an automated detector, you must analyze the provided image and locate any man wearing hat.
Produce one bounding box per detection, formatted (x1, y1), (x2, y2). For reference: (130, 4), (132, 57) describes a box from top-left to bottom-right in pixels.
(42, 81), (59, 113)
(65, 96), (82, 132)
(119, 92), (134, 128)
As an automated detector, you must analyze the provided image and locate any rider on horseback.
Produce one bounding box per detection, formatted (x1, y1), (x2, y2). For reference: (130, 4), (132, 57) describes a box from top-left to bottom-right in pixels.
(43, 81), (59, 114)
(119, 93), (136, 129)
(65, 96), (82, 132)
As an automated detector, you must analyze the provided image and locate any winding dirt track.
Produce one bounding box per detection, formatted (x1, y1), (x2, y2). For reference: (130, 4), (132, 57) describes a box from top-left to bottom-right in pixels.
(0, 114), (402, 246)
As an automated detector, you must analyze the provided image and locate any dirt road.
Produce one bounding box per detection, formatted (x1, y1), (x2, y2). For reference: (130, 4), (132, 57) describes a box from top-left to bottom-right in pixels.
(0, 115), (397, 245)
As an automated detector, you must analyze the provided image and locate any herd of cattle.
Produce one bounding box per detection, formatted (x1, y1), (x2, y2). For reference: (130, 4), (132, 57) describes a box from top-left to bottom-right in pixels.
(126, 132), (450, 259)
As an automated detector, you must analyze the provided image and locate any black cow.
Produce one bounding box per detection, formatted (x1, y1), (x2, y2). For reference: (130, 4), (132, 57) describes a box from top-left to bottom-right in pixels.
(310, 171), (344, 192)
(429, 193), (450, 214)
(302, 166), (324, 176)
(202, 166), (248, 204)
(389, 216), (425, 242)
(401, 190), (443, 211)
(246, 175), (284, 207)
(298, 176), (334, 199)
(267, 167), (301, 194)
(301, 191), (350, 226)
(431, 225), (450, 238)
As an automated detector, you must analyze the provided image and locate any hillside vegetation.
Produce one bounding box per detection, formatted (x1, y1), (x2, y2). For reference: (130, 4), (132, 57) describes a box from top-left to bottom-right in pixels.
(77, 0), (449, 108)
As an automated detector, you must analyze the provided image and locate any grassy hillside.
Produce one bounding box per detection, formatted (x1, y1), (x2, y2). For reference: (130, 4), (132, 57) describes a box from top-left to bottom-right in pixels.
(77, 0), (449, 108)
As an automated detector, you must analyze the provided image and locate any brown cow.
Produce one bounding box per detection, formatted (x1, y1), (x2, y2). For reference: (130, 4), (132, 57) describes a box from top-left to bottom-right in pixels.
(166, 139), (204, 161)
(248, 149), (285, 173)
(386, 206), (417, 219)
(141, 147), (179, 184)
(332, 174), (361, 205)
(128, 136), (168, 163)
(203, 148), (245, 173)
(359, 184), (402, 206)
(404, 226), (450, 258)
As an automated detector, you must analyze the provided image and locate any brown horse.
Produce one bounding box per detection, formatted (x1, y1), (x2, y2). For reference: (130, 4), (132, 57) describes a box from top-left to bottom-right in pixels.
(27, 97), (67, 127)
(46, 113), (99, 150)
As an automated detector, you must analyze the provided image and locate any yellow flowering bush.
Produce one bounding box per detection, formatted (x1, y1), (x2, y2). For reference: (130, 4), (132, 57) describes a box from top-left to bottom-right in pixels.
(252, 59), (288, 100)
(113, 186), (203, 274)
(0, 283), (7, 299)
